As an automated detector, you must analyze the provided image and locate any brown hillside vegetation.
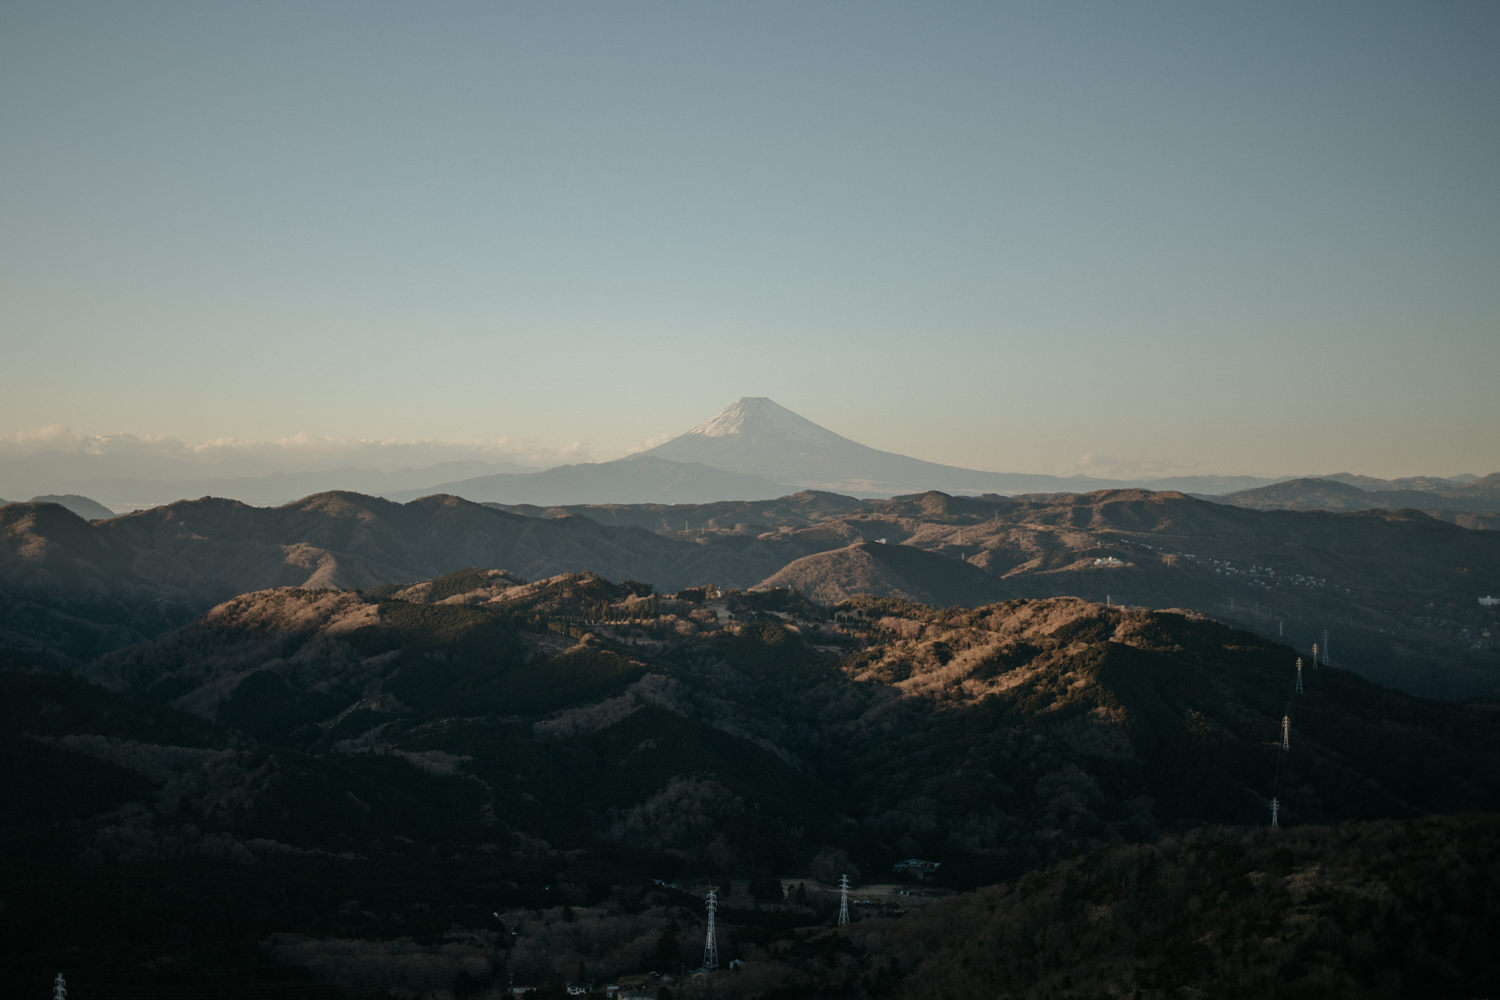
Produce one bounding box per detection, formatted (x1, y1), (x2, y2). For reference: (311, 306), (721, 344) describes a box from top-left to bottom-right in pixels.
(829, 595), (1500, 871)
(757, 540), (1011, 606)
(4, 487), (1498, 697)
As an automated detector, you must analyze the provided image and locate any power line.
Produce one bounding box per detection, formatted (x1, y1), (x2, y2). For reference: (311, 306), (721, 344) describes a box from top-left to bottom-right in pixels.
(1267, 637), (1327, 830)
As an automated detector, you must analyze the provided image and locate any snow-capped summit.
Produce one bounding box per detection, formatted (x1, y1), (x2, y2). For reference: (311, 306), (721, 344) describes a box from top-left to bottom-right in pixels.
(681, 397), (852, 448)
(647, 397), (1072, 496)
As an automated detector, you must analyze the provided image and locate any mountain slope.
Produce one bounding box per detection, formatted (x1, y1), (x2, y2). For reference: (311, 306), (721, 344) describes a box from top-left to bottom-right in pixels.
(757, 540), (1013, 607)
(5, 485), (1499, 697)
(0, 492), (839, 666)
(96, 490), (797, 595)
(0, 452), (539, 510)
(20, 494), (115, 521)
(487, 488), (868, 533)
(1219, 475), (1500, 529)
(849, 815), (1500, 999)
(389, 453), (788, 505)
(0, 501), (186, 664)
(6, 578), (1500, 996)
(645, 397), (1112, 496)
(42, 580), (1500, 871)
(867, 489), (1500, 697)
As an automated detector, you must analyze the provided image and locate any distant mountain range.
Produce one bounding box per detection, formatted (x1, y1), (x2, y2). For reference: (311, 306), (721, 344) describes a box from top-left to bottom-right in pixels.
(5, 485), (1498, 698)
(1215, 474), (1500, 529)
(7, 397), (1493, 509)
(388, 453), (789, 505)
(389, 397), (1288, 505)
(643, 396), (1110, 496)
(0, 494), (114, 521)
(0, 457), (538, 512)
(394, 398), (1499, 505)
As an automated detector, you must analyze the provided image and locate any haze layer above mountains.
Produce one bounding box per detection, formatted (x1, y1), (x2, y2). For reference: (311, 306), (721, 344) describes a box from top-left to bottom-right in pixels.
(14, 397), (1487, 511)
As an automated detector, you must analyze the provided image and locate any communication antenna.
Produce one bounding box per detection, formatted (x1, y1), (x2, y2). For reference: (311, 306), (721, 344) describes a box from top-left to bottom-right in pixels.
(1270, 797), (1280, 829)
(837, 874), (850, 926)
(53, 973), (67, 1000)
(1295, 658), (1303, 695)
(1281, 715), (1290, 751)
(702, 886), (720, 971)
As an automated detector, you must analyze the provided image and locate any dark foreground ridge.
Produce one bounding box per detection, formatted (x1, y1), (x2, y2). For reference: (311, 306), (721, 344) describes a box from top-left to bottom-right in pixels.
(3, 570), (1498, 996)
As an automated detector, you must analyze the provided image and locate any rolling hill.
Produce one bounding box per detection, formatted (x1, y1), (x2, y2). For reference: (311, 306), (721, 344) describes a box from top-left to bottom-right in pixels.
(1218, 474), (1500, 530)
(758, 539), (1013, 606)
(4, 572), (1499, 996)
(5, 484), (1500, 698)
(13, 493), (115, 520)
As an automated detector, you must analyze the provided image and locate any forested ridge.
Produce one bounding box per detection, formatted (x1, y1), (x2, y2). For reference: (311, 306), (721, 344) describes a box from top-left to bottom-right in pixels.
(3, 567), (1498, 996)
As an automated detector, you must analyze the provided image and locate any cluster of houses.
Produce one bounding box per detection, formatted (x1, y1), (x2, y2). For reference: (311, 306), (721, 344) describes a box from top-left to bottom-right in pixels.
(892, 857), (941, 880)
(511, 976), (667, 998)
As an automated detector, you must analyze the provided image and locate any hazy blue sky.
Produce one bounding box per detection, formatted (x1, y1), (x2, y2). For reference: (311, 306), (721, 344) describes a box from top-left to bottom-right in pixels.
(4, 1), (1497, 479)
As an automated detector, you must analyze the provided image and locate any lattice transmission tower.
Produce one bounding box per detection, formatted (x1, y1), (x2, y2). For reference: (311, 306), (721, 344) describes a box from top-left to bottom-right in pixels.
(837, 874), (850, 926)
(702, 886), (719, 971)
(1296, 657), (1303, 694)
(53, 973), (67, 1000)
(1270, 797), (1280, 829)
(1282, 715), (1291, 751)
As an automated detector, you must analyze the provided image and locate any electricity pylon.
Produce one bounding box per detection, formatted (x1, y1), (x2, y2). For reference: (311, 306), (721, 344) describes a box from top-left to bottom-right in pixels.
(702, 886), (719, 971)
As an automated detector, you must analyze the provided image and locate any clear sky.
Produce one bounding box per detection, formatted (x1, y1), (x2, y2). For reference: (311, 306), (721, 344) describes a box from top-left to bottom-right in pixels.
(3, 1), (1497, 480)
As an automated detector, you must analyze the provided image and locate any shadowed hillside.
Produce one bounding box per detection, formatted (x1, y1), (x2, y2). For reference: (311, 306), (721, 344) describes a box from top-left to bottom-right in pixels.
(807, 814), (1500, 999)
(757, 540), (1013, 606)
(1218, 474), (1500, 530)
(4, 568), (1499, 997)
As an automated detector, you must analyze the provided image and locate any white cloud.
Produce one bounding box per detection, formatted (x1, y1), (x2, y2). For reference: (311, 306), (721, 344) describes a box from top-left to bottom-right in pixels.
(0, 427), (191, 458)
(624, 433), (672, 456)
(0, 427), (590, 472)
(1075, 452), (1202, 479)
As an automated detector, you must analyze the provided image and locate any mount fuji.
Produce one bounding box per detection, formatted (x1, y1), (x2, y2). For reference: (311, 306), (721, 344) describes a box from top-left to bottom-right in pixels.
(393, 397), (1276, 504)
(644, 396), (1104, 496)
